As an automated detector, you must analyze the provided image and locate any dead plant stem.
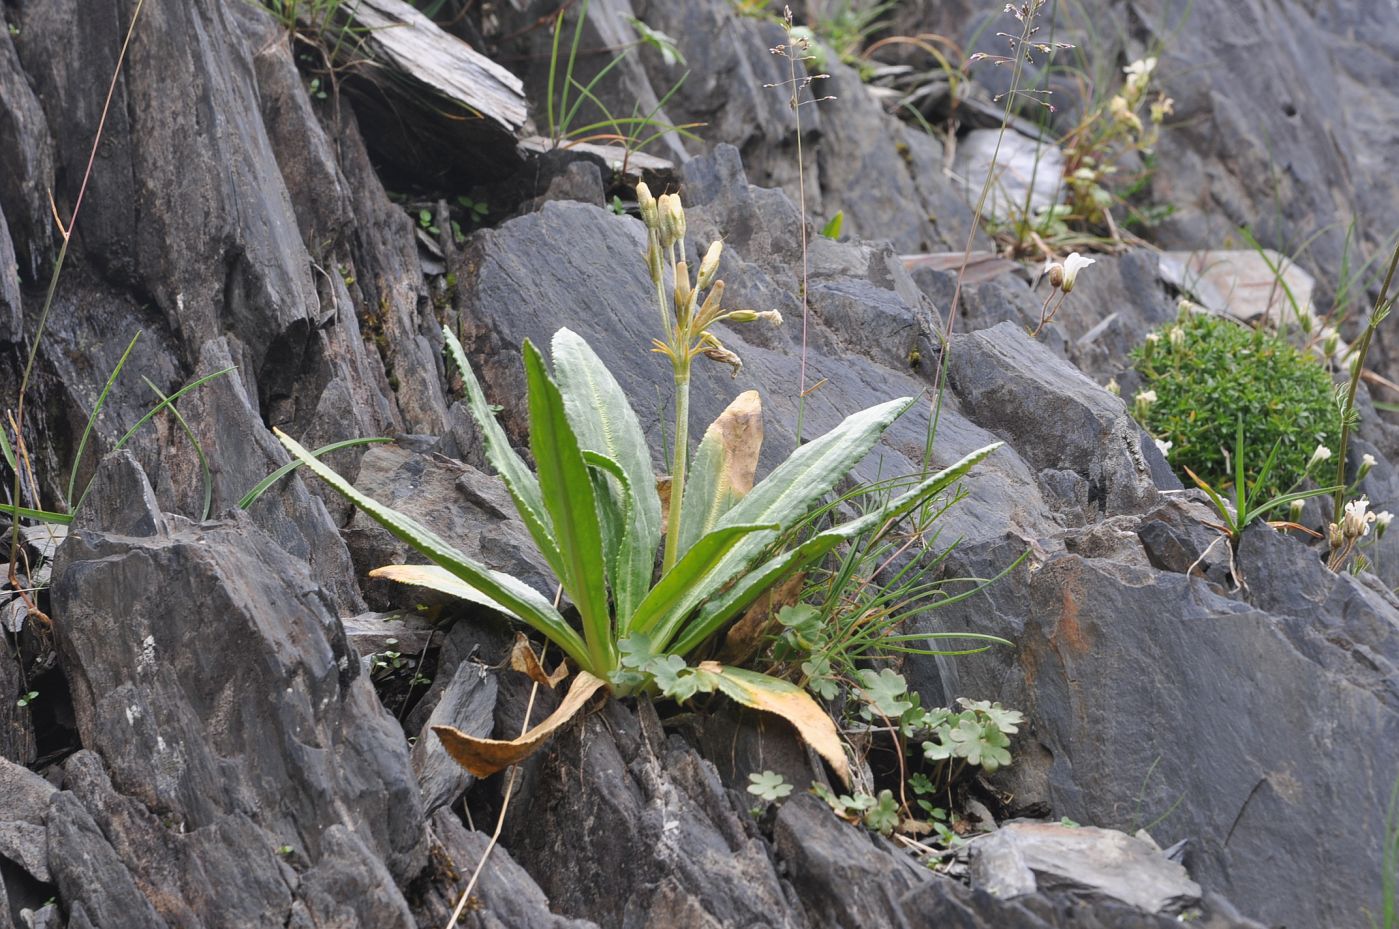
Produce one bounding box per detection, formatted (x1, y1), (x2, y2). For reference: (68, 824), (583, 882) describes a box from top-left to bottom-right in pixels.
(8, 0), (146, 593)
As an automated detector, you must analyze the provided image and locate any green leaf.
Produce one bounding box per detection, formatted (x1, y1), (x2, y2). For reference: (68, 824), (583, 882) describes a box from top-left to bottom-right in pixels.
(820, 211), (844, 241)
(747, 770), (794, 802)
(0, 417), (16, 473)
(523, 340), (614, 672)
(625, 522), (779, 639)
(274, 428), (590, 670)
(864, 789), (900, 836)
(947, 717), (1012, 772)
(442, 326), (565, 577)
(3, 505), (72, 525)
(551, 329), (661, 621)
(647, 654), (699, 701)
(667, 442), (1000, 656)
(957, 698), (1023, 734)
(855, 668), (913, 720)
(582, 450), (629, 604)
(652, 398), (919, 651)
(369, 563), (521, 619)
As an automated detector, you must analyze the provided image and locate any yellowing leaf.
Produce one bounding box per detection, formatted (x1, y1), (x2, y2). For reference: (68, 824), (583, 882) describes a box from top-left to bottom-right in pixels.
(710, 389), (763, 497)
(719, 572), (805, 666)
(509, 632), (569, 688)
(678, 390), (764, 556)
(433, 671), (607, 778)
(369, 563), (520, 619)
(698, 661), (850, 786)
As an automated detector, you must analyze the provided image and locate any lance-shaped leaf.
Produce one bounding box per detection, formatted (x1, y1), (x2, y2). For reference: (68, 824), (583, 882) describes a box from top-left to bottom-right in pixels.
(669, 442), (1002, 656)
(552, 329), (661, 620)
(650, 397), (916, 652)
(434, 670), (607, 778)
(371, 563), (520, 618)
(275, 428), (590, 668)
(523, 340), (615, 673)
(624, 521), (779, 639)
(443, 326), (565, 579)
(699, 662), (850, 785)
(677, 390), (763, 559)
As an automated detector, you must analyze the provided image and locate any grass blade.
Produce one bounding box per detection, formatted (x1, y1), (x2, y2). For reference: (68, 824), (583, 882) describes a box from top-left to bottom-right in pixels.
(66, 331), (141, 509)
(239, 436), (393, 509)
(142, 376), (212, 521)
(70, 366), (235, 515)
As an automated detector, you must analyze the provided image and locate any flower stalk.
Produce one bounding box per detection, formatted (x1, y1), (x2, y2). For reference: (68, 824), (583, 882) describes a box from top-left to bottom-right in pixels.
(1331, 241), (1399, 529)
(636, 183), (782, 571)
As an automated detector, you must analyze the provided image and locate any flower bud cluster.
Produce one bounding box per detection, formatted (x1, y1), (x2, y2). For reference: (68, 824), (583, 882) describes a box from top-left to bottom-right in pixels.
(635, 183), (781, 376)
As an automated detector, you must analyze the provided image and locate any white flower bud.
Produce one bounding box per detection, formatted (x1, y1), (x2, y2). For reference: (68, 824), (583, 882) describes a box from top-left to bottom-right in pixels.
(1307, 445), (1333, 470)
(1132, 389), (1157, 421)
(636, 182), (658, 229)
(697, 241), (722, 291)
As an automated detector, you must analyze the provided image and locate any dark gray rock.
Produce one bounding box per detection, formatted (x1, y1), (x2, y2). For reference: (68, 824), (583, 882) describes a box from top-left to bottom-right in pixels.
(290, 826), (415, 929)
(772, 793), (932, 928)
(0, 26), (55, 285)
(413, 660), (497, 817)
(46, 790), (167, 929)
(344, 445), (558, 610)
(0, 639), (35, 766)
(0, 205), (19, 347)
(932, 539), (1399, 929)
(502, 699), (800, 928)
(948, 321), (1167, 516)
(415, 808), (598, 929)
(49, 453), (427, 924)
(0, 757), (53, 889)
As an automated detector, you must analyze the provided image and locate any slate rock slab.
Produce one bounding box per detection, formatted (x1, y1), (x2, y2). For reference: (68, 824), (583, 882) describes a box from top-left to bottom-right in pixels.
(48, 451), (427, 925)
(968, 821), (1201, 914)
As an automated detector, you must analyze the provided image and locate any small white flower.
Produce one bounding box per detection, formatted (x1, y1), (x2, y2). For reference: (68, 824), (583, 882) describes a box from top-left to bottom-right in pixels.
(1342, 496), (1377, 539)
(1132, 389), (1157, 421)
(1377, 511), (1393, 529)
(1168, 325), (1185, 349)
(1146, 332), (1162, 345)
(1154, 438), (1173, 457)
(1308, 445), (1333, 470)
(1363, 453), (1377, 468)
(1123, 57), (1158, 82)
(1060, 253), (1095, 293)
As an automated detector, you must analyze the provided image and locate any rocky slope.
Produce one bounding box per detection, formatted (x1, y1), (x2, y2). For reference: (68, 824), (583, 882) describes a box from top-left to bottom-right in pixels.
(1, 0), (1397, 927)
